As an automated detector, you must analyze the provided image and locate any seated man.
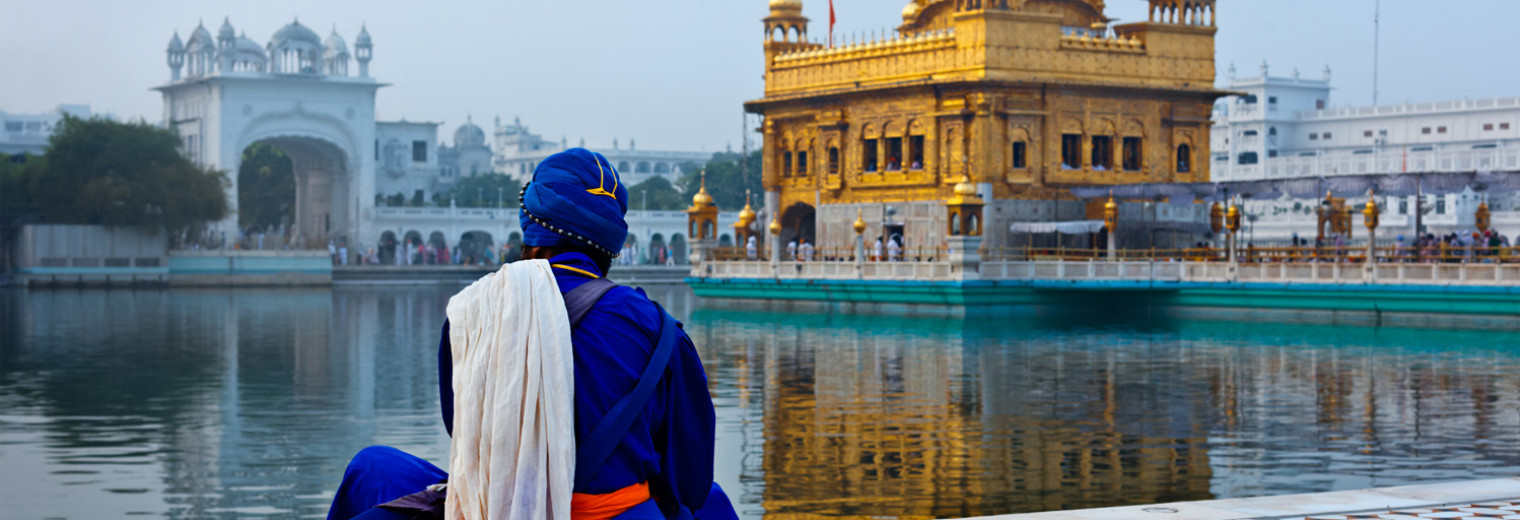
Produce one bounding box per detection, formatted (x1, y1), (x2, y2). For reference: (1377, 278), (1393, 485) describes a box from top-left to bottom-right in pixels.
(328, 149), (735, 520)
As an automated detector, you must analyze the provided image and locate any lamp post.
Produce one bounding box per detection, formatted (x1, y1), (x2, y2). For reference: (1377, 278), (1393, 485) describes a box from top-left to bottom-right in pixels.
(1103, 191), (1119, 259)
(1363, 189), (1380, 268)
(1225, 198), (1242, 265)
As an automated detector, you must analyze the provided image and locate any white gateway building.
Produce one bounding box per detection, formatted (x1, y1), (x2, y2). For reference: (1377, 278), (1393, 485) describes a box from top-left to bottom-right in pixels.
(155, 18), (732, 261)
(1210, 63), (1520, 240)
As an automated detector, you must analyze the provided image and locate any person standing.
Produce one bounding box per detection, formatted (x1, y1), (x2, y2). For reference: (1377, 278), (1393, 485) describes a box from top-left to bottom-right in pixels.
(787, 239), (798, 261)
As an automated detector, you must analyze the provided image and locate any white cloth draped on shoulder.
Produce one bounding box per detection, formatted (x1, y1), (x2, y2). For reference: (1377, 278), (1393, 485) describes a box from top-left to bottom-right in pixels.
(444, 259), (576, 520)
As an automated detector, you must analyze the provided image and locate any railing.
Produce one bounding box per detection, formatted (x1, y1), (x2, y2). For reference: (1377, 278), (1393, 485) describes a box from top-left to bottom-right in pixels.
(1220, 148), (1520, 181)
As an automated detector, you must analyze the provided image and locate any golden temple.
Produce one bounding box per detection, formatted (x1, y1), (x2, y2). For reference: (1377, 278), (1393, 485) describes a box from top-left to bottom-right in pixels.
(746, 0), (1228, 253)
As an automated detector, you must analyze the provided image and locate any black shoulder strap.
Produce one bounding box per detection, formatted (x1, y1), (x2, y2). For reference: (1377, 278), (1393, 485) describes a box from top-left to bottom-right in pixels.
(564, 277), (618, 327)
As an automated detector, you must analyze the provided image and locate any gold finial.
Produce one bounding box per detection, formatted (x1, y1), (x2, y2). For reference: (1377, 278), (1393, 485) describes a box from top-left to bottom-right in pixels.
(946, 175), (983, 205)
(852, 208), (867, 235)
(692, 170), (714, 206)
(768, 218), (782, 236)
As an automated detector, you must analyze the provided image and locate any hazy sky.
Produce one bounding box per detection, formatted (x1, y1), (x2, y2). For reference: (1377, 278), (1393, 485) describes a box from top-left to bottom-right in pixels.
(3, 0), (1518, 152)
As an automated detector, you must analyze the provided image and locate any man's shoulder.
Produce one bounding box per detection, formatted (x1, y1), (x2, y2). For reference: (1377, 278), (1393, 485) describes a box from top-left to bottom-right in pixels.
(586, 283), (665, 333)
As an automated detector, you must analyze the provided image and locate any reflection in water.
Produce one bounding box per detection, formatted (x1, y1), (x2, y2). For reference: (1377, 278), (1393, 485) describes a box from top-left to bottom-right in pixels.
(1, 288), (1518, 519)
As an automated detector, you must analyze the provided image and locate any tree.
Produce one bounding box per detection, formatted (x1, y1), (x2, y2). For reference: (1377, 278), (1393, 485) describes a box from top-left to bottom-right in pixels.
(677, 150), (762, 210)
(446, 173), (522, 208)
(237, 142), (294, 230)
(627, 176), (687, 211)
(0, 153), (47, 219)
(20, 116), (228, 234)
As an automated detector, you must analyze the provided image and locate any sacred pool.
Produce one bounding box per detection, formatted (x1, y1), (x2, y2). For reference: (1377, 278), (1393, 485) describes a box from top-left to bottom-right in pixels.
(2, 285), (1518, 519)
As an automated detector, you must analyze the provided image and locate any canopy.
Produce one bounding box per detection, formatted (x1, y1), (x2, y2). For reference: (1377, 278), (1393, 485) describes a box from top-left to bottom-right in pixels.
(1009, 220), (1106, 235)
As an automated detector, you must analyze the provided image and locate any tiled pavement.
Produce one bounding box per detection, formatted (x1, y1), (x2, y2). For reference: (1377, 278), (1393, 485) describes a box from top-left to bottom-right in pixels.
(963, 478), (1520, 520)
(1283, 501), (1520, 520)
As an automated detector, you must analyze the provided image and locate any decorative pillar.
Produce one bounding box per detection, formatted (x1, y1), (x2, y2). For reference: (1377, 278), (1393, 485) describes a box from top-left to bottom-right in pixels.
(1225, 199), (1242, 266)
(768, 218), (782, 276)
(853, 209), (867, 278)
(1209, 201), (1224, 253)
(1103, 192), (1119, 259)
(1363, 190), (1380, 275)
(685, 173), (719, 277)
(945, 176), (985, 281)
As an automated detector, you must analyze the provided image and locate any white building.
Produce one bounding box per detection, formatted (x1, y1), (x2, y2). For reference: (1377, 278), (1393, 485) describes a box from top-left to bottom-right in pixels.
(493, 116), (713, 186)
(1, 105), (92, 156)
(1210, 62), (1520, 241)
(154, 18), (733, 260)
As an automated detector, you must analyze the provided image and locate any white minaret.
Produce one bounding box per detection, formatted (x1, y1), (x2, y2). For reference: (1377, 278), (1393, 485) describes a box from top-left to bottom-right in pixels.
(355, 24), (373, 78)
(167, 31), (185, 81)
(217, 17), (236, 72)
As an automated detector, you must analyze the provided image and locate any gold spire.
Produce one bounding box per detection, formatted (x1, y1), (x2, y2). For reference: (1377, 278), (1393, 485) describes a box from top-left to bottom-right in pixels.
(769, 218), (782, 236)
(737, 190), (757, 227)
(691, 170), (714, 207)
(852, 208), (867, 235)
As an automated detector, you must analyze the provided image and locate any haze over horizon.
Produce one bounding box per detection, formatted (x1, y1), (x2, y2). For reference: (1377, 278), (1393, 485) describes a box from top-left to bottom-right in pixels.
(3, 0), (1518, 152)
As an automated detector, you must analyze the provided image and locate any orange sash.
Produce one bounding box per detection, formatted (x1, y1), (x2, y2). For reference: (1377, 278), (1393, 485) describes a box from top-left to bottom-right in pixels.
(571, 482), (651, 520)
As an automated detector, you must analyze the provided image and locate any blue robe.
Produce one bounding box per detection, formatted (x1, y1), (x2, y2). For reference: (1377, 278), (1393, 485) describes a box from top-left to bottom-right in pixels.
(330, 253), (729, 520)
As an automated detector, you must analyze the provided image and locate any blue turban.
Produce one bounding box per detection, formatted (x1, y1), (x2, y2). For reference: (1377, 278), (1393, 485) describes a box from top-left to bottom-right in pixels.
(519, 148), (629, 257)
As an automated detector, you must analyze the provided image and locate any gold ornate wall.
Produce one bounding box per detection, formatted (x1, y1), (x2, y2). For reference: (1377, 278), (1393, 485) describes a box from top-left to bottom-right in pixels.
(748, 0), (1227, 234)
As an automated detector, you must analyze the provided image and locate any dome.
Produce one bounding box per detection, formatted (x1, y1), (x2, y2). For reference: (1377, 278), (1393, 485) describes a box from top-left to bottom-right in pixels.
(355, 24), (372, 46)
(218, 17), (236, 40)
(770, 0), (802, 12)
(167, 32), (184, 52)
(271, 19), (322, 48)
(186, 23), (215, 53)
(324, 29), (350, 57)
(902, 2), (920, 22)
(235, 33), (266, 58)
(453, 119), (486, 148)
(692, 186), (714, 207)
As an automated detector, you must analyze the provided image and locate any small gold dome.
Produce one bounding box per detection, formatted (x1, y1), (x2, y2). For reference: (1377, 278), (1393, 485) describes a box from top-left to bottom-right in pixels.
(738, 198), (757, 225)
(902, 3), (919, 22)
(852, 209), (867, 235)
(769, 218), (782, 236)
(770, 0), (802, 12)
(946, 176), (983, 206)
(692, 187), (713, 206)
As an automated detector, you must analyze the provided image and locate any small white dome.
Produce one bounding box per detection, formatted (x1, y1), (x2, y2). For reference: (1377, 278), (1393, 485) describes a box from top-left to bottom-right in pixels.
(355, 25), (372, 46)
(167, 32), (184, 52)
(218, 17), (236, 40)
(270, 19), (322, 48)
(324, 29), (350, 57)
(454, 119), (486, 148)
(186, 23), (215, 53)
(235, 33), (266, 57)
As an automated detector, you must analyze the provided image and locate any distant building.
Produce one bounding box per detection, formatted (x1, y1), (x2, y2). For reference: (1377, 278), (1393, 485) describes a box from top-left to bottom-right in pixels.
(1210, 63), (1520, 182)
(1210, 64), (1520, 240)
(439, 117), (494, 179)
(492, 116), (712, 185)
(0, 105), (92, 156)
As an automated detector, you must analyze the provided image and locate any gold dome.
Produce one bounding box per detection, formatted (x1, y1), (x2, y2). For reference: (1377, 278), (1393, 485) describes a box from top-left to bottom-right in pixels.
(737, 194), (757, 225)
(852, 209), (867, 235)
(902, 3), (919, 22)
(770, 0), (802, 12)
(691, 172), (714, 207)
(946, 175), (983, 206)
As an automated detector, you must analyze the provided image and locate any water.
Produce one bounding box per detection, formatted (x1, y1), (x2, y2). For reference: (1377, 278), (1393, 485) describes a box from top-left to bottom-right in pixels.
(3, 287), (1519, 520)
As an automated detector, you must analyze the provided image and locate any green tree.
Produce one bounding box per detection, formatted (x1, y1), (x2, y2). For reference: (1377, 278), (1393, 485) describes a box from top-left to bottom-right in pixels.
(23, 116), (228, 234)
(0, 153), (47, 218)
(447, 173), (523, 208)
(677, 150), (762, 210)
(627, 176), (687, 211)
(237, 142), (294, 230)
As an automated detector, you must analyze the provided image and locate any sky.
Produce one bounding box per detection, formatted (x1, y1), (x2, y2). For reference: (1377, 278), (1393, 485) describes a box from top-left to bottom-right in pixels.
(3, 0), (1518, 152)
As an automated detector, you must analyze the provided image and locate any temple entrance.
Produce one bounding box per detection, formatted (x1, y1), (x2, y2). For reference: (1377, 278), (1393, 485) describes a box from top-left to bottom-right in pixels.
(237, 136), (352, 250)
(377, 231), (398, 265)
(780, 202), (817, 251)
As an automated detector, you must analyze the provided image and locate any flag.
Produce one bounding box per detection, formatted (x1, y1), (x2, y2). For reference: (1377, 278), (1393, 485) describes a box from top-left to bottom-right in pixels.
(829, 0), (837, 48)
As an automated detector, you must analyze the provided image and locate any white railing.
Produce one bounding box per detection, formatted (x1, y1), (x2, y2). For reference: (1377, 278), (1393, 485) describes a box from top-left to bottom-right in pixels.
(1222, 148), (1520, 181)
(700, 259), (1520, 287)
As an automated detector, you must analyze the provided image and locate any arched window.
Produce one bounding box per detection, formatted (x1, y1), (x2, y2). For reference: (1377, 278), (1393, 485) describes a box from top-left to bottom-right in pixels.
(654, 162), (670, 174)
(618, 161), (631, 172)
(828, 146), (840, 174)
(1177, 144), (1193, 173)
(636, 162), (651, 174)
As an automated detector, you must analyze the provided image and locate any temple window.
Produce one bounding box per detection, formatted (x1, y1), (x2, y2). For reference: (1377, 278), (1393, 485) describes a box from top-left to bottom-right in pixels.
(797, 151), (809, 176)
(1177, 144), (1193, 172)
(828, 146), (840, 174)
(1011, 141), (1027, 169)
(1091, 136), (1113, 171)
(782, 151), (793, 177)
(885, 137), (903, 171)
(863, 138), (879, 172)
(412, 141), (427, 162)
(908, 136), (925, 170)
(1122, 137), (1142, 172)
(1061, 134), (1082, 170)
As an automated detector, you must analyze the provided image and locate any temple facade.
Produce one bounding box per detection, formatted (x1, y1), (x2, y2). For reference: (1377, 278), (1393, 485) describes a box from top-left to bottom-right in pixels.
(745, 0), (1228, 253)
